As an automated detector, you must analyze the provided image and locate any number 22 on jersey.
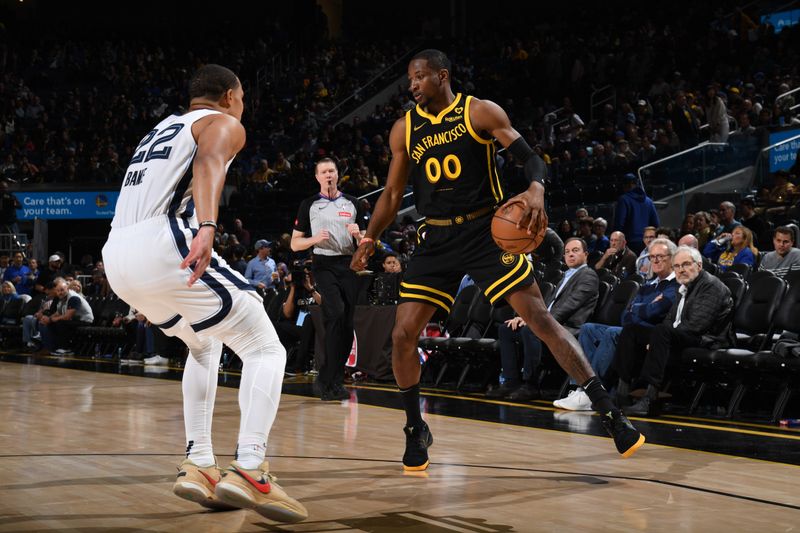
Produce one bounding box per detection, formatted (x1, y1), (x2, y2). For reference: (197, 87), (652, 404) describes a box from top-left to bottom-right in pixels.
(123, 124), (184, 187)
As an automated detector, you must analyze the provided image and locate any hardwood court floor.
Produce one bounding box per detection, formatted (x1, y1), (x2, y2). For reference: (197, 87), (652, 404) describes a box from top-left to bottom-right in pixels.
(0, 362), (798, 532)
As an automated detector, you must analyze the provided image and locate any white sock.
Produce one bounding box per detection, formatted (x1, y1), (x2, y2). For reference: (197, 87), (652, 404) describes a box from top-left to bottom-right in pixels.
(236, 441), (267, 470)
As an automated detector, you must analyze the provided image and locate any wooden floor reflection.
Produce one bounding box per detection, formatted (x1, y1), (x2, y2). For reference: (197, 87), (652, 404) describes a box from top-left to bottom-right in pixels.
(0, 362), (797, 532)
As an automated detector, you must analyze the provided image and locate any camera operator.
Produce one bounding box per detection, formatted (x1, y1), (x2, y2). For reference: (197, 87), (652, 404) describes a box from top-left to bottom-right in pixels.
(291, 158), (367, 401)
(272, 262), (321, 375)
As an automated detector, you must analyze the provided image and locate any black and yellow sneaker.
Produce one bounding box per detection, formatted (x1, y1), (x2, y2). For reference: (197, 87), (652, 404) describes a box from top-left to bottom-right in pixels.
(600, 409), (645, 458)
(402, 423), (433, 471)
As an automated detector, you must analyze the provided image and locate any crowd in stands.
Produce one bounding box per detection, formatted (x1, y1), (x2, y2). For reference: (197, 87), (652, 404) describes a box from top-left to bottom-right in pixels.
(1, 3), (800, 419)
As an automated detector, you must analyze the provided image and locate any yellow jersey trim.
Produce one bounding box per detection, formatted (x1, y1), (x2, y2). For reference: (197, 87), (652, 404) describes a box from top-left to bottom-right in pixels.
(486, 143), (500, 203)
(416, 93), (463, 125)
(400, 282), (455, 303)
(399, 291), (451, 312)
(405, 111), (411, 156)
(489, 259), (533, 304)
(464, 95), (493, 145)
(484, 255), (526, 297)
(491, 142), (503, 201)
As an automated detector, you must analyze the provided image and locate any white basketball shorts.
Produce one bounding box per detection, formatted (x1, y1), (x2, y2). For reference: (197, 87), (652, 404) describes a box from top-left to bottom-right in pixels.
(102, 215), (263, 336)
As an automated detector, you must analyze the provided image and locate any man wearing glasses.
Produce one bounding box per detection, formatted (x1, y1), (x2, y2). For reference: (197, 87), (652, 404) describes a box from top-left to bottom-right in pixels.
(619, 246), (734, 416)
(554, 238), (678, 411)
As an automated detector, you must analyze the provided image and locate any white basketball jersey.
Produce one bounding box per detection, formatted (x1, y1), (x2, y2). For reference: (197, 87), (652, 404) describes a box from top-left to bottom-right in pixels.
(111, 109), (230, 228)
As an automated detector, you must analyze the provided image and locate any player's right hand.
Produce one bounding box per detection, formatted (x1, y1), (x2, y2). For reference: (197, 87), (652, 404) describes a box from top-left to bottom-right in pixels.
(182, 226), (214, 287)
(350, 241), (375, 272)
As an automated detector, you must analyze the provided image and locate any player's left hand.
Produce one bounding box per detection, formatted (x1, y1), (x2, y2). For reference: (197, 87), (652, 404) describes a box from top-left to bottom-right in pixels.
(350, 240), (375, 272)
(500, 182), (546, 235)
(181, 226), (214, 287)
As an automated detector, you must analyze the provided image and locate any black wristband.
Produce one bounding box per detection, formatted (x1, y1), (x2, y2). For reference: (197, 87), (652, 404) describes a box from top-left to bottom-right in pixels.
(508, 136), (534, 164)
(508, 137), (546, 185)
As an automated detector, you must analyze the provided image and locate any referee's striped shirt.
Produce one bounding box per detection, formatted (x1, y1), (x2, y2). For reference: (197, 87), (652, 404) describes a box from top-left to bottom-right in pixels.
(294, 193), (365, 256)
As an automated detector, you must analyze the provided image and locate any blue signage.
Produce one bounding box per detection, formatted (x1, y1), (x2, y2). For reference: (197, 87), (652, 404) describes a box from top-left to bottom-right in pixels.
(761, 10), (800, 32)
(15, 191), (119, 220)
(768, 129), (800, 172)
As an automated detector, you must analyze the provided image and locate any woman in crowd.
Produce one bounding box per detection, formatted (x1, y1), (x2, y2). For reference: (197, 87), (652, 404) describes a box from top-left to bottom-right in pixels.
(693, 211), (713, 249)
(703, 225), (757, 272)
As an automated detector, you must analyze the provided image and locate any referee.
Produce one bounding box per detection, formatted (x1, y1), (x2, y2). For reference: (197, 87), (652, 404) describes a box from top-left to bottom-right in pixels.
(291, 158), (367, 401)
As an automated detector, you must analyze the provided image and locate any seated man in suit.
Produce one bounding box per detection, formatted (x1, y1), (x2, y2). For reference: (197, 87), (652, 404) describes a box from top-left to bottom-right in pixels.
(555, 238), (679, 410)
(619, 246), (734, 416)
(487, 237), (598, 401)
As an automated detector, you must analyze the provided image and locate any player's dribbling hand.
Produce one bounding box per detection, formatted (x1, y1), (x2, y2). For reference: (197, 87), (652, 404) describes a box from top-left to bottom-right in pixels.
(350, 241), (374, 272)
(182, 226), (214, 287)
(501, 183), (546, 235)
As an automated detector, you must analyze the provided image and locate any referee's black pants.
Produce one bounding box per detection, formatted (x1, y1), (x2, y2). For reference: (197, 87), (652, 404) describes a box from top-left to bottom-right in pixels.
(312, 255), (358, 387)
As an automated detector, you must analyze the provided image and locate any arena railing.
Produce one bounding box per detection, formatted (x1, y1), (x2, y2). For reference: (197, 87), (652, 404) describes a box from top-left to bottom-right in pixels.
(324, 44), (421, 123)
(589, 85), (615, 121)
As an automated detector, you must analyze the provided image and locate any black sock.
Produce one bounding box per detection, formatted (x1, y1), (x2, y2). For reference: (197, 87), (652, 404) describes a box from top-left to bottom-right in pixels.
(582, 377), (616, 414)
(399, 383), (424, 428)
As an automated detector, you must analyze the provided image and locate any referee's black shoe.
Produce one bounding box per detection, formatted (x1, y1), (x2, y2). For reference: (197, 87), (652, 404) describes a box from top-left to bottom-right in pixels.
(317, 381), (350, 401)
(402, 423), (433, 471)
(600, 409), (645, 458)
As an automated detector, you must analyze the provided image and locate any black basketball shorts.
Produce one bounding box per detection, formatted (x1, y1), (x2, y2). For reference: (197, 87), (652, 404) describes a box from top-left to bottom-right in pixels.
(399, 215), (535, 313)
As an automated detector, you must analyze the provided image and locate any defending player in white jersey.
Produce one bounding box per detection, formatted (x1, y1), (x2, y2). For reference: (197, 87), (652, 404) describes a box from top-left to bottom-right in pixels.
(102, 64), (307, 523)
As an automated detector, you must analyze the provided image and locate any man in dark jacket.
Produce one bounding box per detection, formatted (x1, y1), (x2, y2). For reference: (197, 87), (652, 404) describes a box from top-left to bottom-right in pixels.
(593, 231), (638, 279)
(556, 238), (679, 411)
(488, 237), (598, 401)
(620, 246), (733, 416)
(612, 174), (660, 255)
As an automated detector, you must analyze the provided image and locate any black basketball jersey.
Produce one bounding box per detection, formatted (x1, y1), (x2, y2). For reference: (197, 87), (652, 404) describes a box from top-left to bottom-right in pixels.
(406, 93), (504, 218)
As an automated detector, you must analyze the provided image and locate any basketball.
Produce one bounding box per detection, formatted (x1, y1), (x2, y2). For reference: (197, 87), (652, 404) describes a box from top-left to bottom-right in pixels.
(491, 202), (548, 254)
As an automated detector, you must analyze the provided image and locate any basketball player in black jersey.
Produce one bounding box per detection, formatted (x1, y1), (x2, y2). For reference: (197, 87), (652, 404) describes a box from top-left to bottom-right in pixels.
(351, 49), (644, 470)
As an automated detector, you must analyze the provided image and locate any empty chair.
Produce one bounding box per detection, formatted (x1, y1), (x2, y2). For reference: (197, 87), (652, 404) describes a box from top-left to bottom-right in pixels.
(682, 275), (787, 416)
(719, 276), (747, 308)
(538, 281), (556, 307)
(542, 268), (564, 287)
(592, 280), (639, 326)
(626, 273), (645, 285)
(727, 263), (752, 279)
(598, 271), (619, 287)
(784, 269), (800, 287)
(418, 285), (478, 352)
(746, 269), (776, 285)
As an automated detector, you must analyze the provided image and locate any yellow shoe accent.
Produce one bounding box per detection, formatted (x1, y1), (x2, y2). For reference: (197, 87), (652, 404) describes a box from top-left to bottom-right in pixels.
(621, 433), (646, 458)
(402, 460), (430, 472)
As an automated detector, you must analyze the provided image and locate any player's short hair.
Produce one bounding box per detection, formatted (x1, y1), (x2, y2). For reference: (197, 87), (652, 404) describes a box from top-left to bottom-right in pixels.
(189, 64), (239, 100)
(411, 49), (451, 73)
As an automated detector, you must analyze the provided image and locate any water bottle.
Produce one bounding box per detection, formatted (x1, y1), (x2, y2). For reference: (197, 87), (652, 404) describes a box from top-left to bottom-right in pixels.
(116, 346), (123, 361)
